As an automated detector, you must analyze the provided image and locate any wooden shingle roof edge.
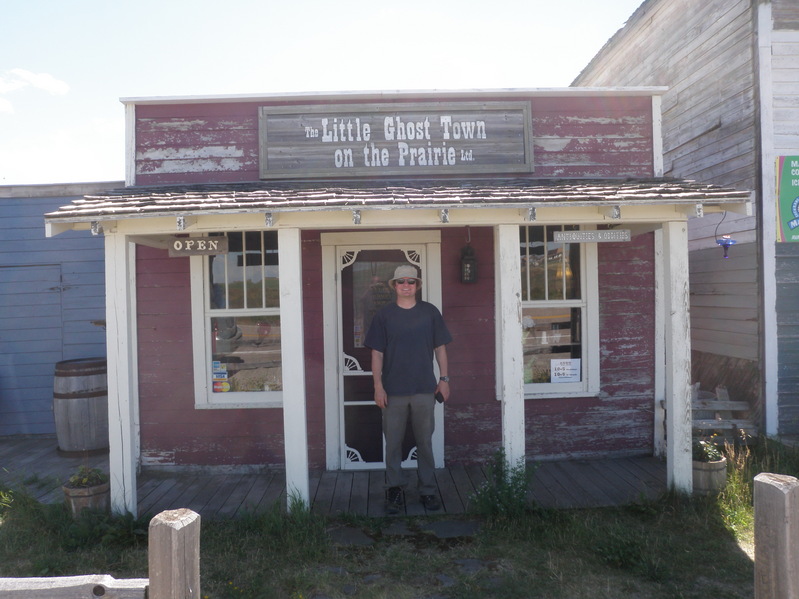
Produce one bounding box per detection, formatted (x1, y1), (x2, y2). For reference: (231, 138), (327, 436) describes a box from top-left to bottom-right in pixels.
(44, 178), (752, 223)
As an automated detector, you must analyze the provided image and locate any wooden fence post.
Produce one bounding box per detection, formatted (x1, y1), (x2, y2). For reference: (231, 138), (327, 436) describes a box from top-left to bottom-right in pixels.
(755, 473), (799, 599)
(148, 508), (201, 599)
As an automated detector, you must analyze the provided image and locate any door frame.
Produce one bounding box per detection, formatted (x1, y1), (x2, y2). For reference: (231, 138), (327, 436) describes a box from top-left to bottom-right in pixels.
(321, 230), (443, 470)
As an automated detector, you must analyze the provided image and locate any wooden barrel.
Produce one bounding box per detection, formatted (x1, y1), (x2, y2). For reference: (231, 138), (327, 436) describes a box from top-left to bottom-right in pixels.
(53, 358), (109, 453)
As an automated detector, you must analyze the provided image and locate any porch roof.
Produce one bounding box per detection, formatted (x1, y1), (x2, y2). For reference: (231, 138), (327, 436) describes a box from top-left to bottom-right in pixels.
(44, 178), (751, 224)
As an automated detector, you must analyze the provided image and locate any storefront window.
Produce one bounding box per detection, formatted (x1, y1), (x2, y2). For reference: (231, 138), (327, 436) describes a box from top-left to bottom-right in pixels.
(193, 231), (282, 407)
(520, 226), (597, 396)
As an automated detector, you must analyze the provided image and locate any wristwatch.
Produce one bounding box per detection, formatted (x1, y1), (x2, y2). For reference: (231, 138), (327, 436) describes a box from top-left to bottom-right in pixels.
(439, 376), (450, 382)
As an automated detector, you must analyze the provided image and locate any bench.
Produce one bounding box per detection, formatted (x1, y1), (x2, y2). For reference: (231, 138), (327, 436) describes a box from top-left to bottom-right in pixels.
(692, 384), (757, 439)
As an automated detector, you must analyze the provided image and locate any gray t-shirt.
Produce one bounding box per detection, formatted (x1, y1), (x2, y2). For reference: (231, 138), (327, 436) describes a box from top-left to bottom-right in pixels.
(364, 301), (452, 395)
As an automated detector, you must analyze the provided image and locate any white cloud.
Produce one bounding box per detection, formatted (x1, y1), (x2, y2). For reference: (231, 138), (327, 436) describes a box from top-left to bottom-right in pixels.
(8, 68), (70, 95)
(0, 69), (70, 117)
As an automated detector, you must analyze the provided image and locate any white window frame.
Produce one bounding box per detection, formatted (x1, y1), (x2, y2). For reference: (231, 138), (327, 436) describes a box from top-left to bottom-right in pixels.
(190, 233), (283, 409)
(521, 226), (599, 398)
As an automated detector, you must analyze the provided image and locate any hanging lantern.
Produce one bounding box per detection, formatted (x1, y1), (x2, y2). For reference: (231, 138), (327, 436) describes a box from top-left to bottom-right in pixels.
(461, 244), (477, 283)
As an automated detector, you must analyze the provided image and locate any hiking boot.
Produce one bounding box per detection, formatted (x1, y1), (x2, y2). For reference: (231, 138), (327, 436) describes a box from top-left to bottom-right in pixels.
(420, 494), (441, 511)
(385, 487), (404, 515)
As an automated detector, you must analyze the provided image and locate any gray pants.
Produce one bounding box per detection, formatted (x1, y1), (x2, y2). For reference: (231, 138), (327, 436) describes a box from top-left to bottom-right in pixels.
(382, 393), (436, 495)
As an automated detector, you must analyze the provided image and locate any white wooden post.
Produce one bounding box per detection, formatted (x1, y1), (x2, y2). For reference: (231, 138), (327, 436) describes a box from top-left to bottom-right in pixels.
(495, 224), (525, 468)
(757, 1), (779, 438)
(278, 228), (310, 510)
(105, 233), (139, 515)
(661, 221), (692, 492)
(755, 473), (799, 599)
(148, 509), (201, 599)
(653, 228), (666, 457)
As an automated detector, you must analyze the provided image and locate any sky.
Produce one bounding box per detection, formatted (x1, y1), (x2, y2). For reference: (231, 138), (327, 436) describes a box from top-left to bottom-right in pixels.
(0, 0), (644, 186)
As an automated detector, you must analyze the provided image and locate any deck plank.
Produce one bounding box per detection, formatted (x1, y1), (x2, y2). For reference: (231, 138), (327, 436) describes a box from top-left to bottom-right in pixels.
(367, 470), (386, 517)
(448, 463), (478, 511)
(259, 471), (286, 513)
(312, 470), (337, 516)
(200, 474), (244, 516)
(403, 470), (425, 516)
(137, 476), (181, 517)
(349, 471), (370, 514)
(533, 462), (589, 508)
(329, 471), (353, 516)
(217, 474), (258, 518)
(236, 471), (276, 516)
(434, 468), (465, 514)
(550, 461), (618, 507)
(0, 437), (669, 519)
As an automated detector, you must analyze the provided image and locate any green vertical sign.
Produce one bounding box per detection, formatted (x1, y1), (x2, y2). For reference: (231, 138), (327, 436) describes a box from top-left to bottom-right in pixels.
(777, 156), (799, 242)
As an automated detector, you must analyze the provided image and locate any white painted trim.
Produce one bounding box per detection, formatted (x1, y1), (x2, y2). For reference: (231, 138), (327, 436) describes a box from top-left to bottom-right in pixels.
(584, 242), (600, 393)
(120, 87), (670, 105)
(662, 221), (692, 492)
(55, 204), (739, 236)
(426, 240), (445, 467)
(495, 225), (526, 466)
(651, 95), (664, 177)
(321, 243), (340, 470)
(105, 234), (139, 515)
(758, 2), (779, 437)
(321, 230), (442, 246)
(189, 255), (207, 407)
(278, 228), (309, 509)
(189, 239), (283, 409)
(320, 230), (444, 470)
(520, 229), (599, 398)
(653, 228), (666, 457)
(125, 104), (136, 187)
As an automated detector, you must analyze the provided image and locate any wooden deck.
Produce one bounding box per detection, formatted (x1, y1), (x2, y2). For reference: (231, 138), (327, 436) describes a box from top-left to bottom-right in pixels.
(0, 437), (667, 519)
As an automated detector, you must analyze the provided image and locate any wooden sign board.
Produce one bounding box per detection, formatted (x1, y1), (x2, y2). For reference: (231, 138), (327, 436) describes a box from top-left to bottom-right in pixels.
(168, 236), (228, 257)
(553, 230), (631, 243)
(259, 102), (533, 179)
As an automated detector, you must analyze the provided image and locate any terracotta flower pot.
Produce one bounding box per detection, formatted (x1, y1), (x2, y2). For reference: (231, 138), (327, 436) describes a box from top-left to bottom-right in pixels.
(692, 456), (727, 495)
(62, 482), (110, 517)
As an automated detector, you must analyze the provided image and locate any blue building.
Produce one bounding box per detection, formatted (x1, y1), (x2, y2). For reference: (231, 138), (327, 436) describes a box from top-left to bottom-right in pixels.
(0, 182), (118, 436)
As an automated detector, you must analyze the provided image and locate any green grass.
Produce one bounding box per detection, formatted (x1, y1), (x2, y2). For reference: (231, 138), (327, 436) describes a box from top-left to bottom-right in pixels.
(2, 437), (797, 598)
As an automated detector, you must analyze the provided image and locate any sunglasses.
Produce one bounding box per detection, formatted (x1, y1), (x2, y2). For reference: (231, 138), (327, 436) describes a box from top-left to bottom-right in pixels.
(394, 278), (418, 285)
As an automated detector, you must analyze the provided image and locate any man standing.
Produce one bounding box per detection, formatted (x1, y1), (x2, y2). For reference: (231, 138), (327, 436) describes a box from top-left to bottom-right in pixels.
(365, 264), (452, 514)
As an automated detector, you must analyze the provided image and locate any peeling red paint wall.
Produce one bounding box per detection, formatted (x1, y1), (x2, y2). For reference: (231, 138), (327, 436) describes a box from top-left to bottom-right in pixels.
(525, 232), (657, 460)
(439, 227), (502, 463)
(136, 245), (286, 467)
(133, 95), (654, 186)
(136, 230), (656, 466)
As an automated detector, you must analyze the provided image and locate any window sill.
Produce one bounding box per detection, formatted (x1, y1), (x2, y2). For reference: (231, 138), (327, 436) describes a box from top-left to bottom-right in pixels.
(524, 390), (599, 400)
(195, 400), (283, 410)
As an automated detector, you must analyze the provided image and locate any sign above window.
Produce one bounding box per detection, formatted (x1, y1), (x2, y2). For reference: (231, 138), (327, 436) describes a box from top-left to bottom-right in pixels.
(258, 102), (533, 179)
(553, 230), (631, 243)
(168, 236), (229, 257)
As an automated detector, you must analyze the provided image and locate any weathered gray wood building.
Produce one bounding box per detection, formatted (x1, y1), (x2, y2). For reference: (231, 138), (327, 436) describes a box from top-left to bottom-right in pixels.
(574, 0), (799, 437)
(0, 183), (117, 436)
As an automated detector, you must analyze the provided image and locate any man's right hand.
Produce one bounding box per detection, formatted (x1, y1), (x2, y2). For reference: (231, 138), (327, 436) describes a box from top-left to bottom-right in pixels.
(374, 387), (388, 409)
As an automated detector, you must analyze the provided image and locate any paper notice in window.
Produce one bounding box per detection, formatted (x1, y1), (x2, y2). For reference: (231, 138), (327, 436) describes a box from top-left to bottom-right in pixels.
(551, 359), (581, 383)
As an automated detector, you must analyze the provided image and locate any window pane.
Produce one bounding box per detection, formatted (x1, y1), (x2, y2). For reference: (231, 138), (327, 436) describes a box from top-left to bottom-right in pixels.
(565, 241), (581, 300)
(522, 307), (582, 384)
(211, 315), (282, 392)
(209, 232), (279, 310)
(520, 226), (546, 301)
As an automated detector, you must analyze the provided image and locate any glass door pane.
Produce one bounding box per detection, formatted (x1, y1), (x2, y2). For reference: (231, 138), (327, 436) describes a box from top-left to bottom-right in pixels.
(339, 248), (423, 468)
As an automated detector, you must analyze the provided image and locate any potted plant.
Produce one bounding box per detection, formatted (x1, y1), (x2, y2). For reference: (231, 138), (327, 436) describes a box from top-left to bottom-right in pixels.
(692, 436), (727, 495)
(62, 465), (110, 516)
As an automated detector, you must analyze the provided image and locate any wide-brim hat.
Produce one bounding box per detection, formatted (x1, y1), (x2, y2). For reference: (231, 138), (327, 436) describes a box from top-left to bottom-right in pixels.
(389, 264), (421, 286)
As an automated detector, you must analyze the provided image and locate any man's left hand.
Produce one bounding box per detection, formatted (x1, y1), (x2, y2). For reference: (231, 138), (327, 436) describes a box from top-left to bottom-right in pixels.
(435, 380), (450, 402)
